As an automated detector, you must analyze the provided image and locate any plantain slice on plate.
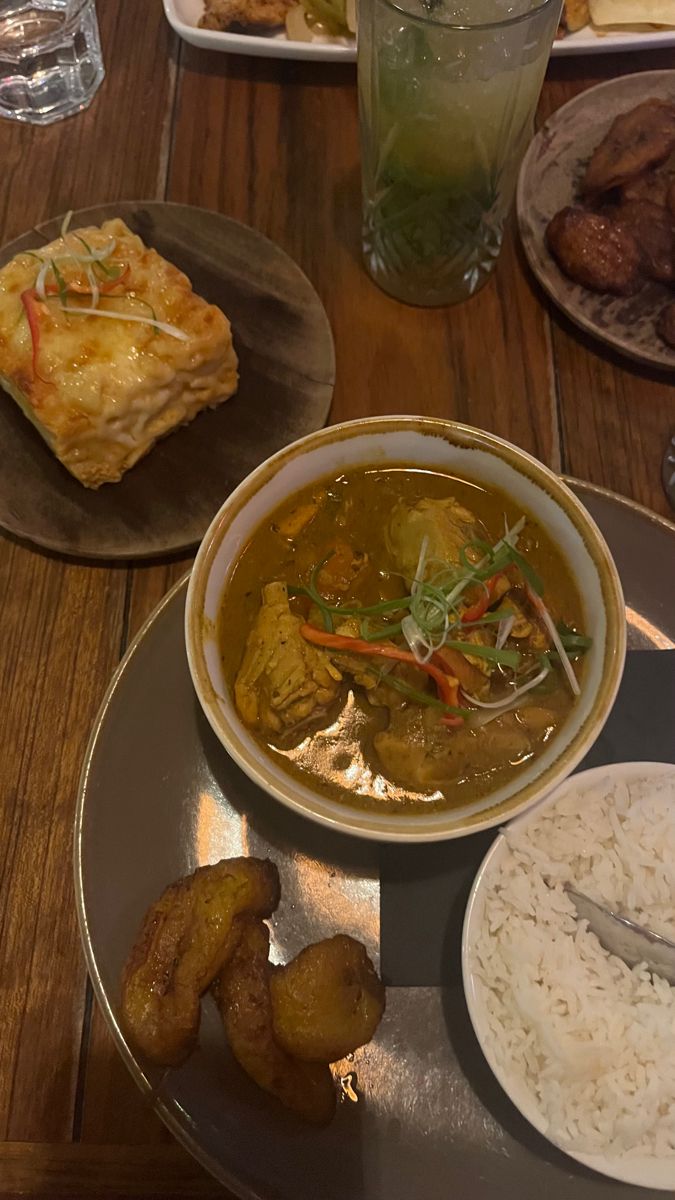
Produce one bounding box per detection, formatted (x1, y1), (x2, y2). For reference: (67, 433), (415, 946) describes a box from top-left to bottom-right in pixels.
(214, 920), (337, 1125)
(120, 857), (280, 1067)
(269, 934), (386, 1064)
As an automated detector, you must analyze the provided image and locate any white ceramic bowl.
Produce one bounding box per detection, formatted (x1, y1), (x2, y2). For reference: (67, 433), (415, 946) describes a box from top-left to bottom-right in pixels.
(185, 416), (626, 842)
(462, 761), (675, 1190)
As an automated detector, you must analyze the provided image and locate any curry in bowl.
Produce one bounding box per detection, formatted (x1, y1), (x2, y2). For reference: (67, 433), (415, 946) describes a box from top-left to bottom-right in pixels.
(218, 465), (590, 815)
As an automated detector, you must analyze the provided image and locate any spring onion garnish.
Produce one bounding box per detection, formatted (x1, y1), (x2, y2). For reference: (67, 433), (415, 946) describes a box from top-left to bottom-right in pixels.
(379, 672), (471, 718)
(69, 234), (117, 264)
(525, 583), (580, 696)
(35, 260), (50, 301)
(442, 639), (521, 669)
(86, 263), (99, 309)
(50, 259), (68, 308)
(508, 545), (543, 596)
(495, 614), (515, 650)
(59, 304), (190, 340)
(463, 662), (550, 710)
(60, 209), (73, 239)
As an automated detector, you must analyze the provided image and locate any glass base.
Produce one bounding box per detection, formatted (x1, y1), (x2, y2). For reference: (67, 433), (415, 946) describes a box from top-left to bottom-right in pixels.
(0, 71), (103, 124)
(362, 250), (499, 307)
(361, 188), (505, 306)
(0, 1), (104, 125)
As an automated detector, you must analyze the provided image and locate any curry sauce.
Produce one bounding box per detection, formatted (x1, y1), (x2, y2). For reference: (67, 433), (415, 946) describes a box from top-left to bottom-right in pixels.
(218, 466), (586, 814)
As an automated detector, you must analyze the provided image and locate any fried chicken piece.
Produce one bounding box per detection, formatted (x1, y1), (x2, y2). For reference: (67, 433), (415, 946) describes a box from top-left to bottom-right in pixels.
(234, 581), (342, 736)
(214, 921), (337, 1125)
(582, 100), (675, 198)
(386, 496), (482, 584)
(546, 206), (643, 296)
(621, 167), (675, 211)
(200, 0), (293, 28)
(611, 200), (674, 285)
(561, 0), (590, 30)
(121, 858), (280, 1067)
(270, 935), (386, 1063)
(657, 304), (675, 350)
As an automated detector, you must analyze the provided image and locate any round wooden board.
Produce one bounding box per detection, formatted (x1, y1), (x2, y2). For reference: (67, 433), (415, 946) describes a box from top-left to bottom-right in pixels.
(517, 71), (675, 373)
(0, 202), (335, 559)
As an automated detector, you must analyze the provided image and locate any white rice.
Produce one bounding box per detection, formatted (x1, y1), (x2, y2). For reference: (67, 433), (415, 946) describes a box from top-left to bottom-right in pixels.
(472, 770), (675, 1158)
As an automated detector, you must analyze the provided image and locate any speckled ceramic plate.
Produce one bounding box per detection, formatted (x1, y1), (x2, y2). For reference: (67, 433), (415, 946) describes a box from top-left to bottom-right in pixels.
(0, 202), (334, 559)
(75, 482), (675, 1199)
(518, 71), (675, 372)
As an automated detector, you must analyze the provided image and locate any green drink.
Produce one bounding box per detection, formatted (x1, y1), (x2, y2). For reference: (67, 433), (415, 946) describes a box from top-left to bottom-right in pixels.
(358, 0), (561, 306)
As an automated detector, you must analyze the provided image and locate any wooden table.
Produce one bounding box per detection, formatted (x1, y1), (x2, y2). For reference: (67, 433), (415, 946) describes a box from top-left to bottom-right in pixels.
(0, 4), (673, 1196)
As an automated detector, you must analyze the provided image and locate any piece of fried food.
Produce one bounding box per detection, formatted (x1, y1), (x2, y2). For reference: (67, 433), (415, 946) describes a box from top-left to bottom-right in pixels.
(200, 0), (294, 28)
(621, 167), (675, 211)
(269, 934), (386, 1063)
(562, 0), (590, 31)
(611, 199), (674, 285)
(121, 858), (280, 1067)
(582, 100), (675, 198)
(546, 206), (643, 296)
(0, 219), (238, 489)
(214, 920), (337, 1125)
(657, 303), (675, 349)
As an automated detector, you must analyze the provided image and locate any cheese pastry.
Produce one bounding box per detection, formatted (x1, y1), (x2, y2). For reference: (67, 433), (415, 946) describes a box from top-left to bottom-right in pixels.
(0, 218), (239, 488)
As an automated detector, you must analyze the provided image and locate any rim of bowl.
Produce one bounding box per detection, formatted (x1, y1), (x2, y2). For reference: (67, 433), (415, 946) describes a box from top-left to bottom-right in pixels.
(185, 415), (626, 843)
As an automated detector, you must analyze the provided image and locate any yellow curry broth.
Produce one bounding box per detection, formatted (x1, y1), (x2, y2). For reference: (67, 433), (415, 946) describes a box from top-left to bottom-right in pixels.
(218, 467), (585, 814)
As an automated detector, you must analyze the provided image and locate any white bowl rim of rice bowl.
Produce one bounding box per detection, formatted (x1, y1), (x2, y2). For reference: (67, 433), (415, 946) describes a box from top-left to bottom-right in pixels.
(462, 761), (675, 1191)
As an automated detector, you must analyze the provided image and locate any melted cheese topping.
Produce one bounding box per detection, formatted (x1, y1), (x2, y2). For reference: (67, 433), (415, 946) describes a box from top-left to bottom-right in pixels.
(0, 218), (239, 487)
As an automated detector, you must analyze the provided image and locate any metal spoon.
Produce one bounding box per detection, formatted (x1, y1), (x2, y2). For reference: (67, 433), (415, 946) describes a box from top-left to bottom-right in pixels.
(566, 885), (675, 987)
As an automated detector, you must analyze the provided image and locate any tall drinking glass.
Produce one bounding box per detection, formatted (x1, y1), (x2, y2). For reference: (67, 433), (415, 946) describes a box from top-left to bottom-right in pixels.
(0, 0), (104, 126)
(358, 0), (561, 306)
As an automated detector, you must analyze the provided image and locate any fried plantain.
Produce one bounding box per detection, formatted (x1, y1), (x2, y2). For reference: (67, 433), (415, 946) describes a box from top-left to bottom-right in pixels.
(270, 935), (386, 1063)
(610, 199), (674, 286)
(546, 206), (643, 296)
(582, 99), (675, 198)
(214, 920), (337, 1125)
(121, 858), (280, 1067)
(657, 303), (675, 350)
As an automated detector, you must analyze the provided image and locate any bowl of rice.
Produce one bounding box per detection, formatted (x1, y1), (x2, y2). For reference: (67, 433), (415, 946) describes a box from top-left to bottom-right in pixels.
(463, 760), (675, 1190)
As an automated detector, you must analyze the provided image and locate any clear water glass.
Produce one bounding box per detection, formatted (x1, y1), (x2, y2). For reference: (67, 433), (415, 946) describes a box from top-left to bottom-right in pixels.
(358, 0), (561, 306)
(0, 0), (104, 125)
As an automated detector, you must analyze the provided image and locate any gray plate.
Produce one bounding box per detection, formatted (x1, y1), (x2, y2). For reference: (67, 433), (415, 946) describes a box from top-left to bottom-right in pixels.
(517, 71), (675, 372)
(75, 481), (675, 1200)
(0, 202), (334, 559)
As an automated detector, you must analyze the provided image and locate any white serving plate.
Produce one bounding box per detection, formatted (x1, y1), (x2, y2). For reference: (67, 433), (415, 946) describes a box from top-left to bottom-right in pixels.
(552, 25), (675, 53)
(163, 0), (355, 60)
(164, 0), (675, 61)
(462, 761), (675, 1191)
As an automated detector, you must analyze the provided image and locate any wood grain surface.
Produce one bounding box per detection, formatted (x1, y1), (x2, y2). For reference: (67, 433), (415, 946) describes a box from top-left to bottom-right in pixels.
(0, 3), (673, 1196)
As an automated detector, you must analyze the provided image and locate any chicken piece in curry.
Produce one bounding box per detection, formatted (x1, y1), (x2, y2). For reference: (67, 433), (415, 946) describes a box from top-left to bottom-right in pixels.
(219, 467), (590, 813)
